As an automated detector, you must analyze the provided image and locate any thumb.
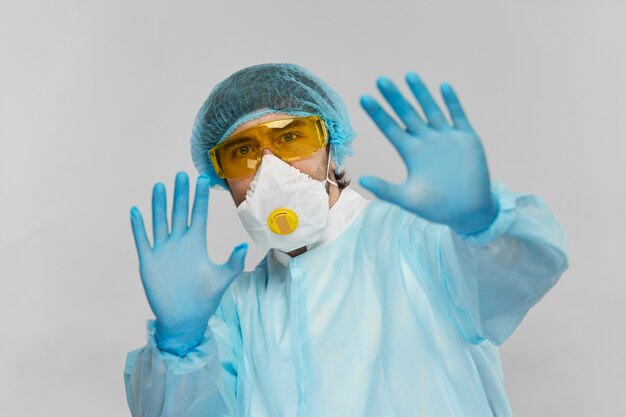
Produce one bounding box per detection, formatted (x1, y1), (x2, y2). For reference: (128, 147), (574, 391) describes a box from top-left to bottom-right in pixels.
(225, 242), (248, 275)
(359, 176), (404, 205)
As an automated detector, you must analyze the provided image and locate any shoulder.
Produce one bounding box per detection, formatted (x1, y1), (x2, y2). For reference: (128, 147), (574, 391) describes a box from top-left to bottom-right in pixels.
(230, 255), (268, 291)
(221, 254), (271, 310)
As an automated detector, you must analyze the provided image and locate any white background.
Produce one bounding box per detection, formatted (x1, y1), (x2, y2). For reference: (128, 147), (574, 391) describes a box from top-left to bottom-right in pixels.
(1, 0), (624, 416)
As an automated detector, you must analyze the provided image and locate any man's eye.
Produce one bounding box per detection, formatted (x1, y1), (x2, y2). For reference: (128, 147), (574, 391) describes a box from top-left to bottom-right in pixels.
(281, 133), (297, 142)
(234, 146), (252, 157)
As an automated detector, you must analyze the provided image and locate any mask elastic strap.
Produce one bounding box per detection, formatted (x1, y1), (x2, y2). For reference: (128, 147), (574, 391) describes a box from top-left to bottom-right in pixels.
(325, 147), (339, 189)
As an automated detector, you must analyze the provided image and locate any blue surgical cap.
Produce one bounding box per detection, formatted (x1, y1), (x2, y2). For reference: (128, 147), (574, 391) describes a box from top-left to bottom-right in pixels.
(190, 63), (356, 189)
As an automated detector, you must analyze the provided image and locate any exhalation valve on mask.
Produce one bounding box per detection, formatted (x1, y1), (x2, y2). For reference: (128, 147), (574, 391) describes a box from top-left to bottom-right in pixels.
(237, 154), (331, 252)
(267, 208), (299, 235)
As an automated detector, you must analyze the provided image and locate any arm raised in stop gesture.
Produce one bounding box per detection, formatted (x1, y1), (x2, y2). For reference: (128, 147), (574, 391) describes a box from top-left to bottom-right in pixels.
(360, 73), (498, 235)
(130, 172), (247, 356)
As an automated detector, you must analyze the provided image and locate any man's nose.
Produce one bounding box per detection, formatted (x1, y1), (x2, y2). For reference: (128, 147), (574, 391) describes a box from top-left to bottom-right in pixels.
(262, 148), (275, 156)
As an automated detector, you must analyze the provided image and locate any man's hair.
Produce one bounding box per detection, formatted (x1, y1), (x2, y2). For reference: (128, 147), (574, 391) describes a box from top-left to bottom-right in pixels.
(335, 170), (350, 190)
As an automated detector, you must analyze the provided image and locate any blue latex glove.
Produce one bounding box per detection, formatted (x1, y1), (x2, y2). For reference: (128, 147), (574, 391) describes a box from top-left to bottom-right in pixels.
(130, 172), (248, 356)
(359, 72), (498, 235)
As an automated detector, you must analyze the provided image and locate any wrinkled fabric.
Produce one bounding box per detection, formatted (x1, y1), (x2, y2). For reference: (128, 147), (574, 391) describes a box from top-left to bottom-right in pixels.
(125, 184), (569, 417)
(190, 63), (356, 189)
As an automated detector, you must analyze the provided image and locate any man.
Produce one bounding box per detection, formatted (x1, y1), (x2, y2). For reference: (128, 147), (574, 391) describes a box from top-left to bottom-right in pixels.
(125, 63), (569, 417)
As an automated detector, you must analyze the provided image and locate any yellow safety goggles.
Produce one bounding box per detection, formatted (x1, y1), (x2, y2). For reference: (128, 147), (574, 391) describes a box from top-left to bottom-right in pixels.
(210, 115), (328, 179)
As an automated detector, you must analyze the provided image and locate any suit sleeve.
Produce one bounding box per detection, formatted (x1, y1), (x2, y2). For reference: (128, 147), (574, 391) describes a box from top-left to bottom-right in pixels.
(124, 288), (242, 417)
(411, 182), (570, 345)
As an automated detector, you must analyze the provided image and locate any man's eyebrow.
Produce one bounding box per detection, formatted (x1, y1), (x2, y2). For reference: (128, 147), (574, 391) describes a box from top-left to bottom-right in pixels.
(223, 119), (308, 147)
(222, 136), (256, 148)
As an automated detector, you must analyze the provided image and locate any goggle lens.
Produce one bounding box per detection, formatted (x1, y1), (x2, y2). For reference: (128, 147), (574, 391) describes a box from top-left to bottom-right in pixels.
(210, 116), (327, 179)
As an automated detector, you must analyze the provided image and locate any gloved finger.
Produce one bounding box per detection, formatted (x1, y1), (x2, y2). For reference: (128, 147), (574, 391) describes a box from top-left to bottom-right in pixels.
(190, 174), (211, 237)
(440, 83), (474, 132)
(171, 172), (190, 237)
(152, 183), (169, 247)
(406, 72), (449, 129)
(360, 95), (410, 155)
(359, 176), (406, 206)
(130, 206), (151, 256)
(223, 243), (248, 277)
(376, 77), (425, 134)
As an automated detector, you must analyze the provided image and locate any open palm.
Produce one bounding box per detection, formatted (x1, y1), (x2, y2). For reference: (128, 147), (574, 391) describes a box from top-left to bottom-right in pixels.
(130, 172), (247, 355)
(360, 72), (498, 235)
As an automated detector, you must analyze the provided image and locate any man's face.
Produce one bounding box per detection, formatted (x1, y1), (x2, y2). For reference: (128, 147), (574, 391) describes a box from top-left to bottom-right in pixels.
(223, 113), (338, 207)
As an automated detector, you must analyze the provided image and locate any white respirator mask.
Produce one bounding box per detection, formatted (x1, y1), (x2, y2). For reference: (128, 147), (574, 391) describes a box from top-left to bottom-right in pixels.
(236, 153), (337, 253)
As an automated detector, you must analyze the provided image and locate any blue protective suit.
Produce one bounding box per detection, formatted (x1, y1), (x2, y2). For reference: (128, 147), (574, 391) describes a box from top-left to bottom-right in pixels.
(125, 184), (568, 417)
